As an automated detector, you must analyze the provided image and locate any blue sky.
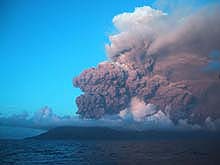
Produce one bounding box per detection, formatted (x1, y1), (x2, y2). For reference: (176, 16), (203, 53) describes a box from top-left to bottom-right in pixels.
(0, 0), (217, 116)
(0, 0), (157, 116)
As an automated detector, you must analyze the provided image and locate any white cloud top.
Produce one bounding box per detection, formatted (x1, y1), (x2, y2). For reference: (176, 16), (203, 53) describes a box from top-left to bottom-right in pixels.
(113, 6), (167, 32)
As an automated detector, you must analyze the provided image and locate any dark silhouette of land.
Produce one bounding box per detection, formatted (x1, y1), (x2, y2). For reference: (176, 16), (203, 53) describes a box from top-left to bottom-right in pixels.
(8, 126), (220, 164)
(29, 126), (220, 140)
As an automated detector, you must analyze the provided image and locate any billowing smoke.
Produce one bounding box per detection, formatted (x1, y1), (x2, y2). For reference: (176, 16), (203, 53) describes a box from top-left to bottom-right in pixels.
(73, 3), (220, 128)
(106, 6), (167, 60)
(147, 6), (220, 56)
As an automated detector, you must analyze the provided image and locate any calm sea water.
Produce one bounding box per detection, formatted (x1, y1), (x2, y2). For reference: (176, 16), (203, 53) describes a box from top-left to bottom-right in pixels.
(0, 139), (220, 165)
(0, 126), (45, 139)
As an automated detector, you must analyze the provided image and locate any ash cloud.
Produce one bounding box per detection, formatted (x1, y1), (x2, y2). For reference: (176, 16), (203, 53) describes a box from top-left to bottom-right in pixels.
(106, 6), (168, 60)
(147, 5), (220, 56)
(73, 2), (220, 129)
(107, 4), (220, 58)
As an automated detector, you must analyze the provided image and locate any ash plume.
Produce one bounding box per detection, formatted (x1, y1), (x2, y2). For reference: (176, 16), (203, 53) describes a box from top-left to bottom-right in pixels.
(73, 3), (220, 127)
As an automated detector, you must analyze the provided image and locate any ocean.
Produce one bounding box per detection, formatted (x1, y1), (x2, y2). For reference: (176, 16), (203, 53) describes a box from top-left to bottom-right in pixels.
(1, 139), (220, 165)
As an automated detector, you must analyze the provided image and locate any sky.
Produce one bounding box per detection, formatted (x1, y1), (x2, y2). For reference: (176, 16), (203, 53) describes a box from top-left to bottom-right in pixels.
(0, 0), (158, 116)
(0, 0), (218, 117)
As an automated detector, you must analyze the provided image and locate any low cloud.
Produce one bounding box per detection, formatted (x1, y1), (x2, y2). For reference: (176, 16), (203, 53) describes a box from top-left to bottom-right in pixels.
(1, 106), (220, 131)
(0, 106), (78, 129)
